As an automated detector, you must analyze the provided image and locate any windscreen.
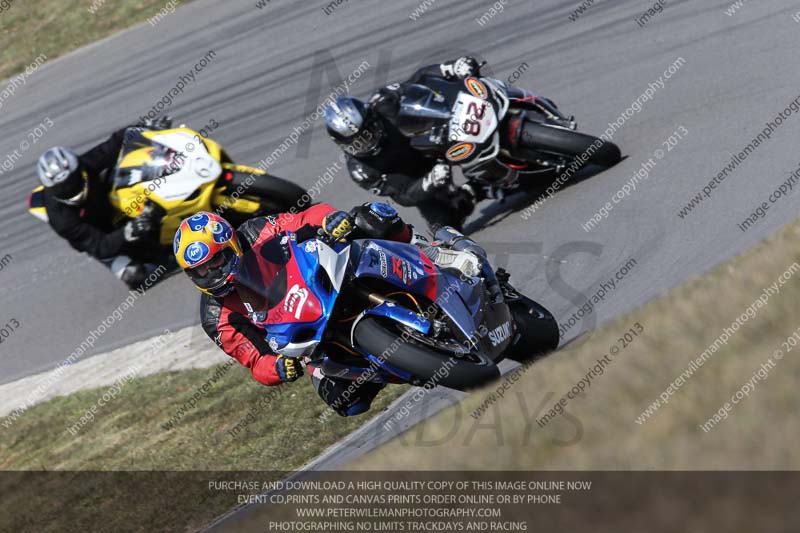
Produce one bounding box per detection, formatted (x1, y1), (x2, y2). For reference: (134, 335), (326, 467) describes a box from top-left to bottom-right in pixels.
(395, 84), (452, 136)
(233, 233), (295, 322)
(112, 128), (189, 189)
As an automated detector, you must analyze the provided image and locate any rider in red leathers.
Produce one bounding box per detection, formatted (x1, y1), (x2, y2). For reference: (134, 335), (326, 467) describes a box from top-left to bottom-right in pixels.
(174, 202), (414, 416)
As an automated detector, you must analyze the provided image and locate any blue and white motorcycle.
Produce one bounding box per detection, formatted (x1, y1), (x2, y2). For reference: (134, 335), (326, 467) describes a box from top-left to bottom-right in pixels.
(235, 228), (559, 390)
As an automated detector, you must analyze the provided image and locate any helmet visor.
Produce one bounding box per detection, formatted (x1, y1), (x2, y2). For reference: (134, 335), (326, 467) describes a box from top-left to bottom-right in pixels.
(185, 248), (237, 292)
(52, 170), (88, 203)
(345, 118), (383, 156)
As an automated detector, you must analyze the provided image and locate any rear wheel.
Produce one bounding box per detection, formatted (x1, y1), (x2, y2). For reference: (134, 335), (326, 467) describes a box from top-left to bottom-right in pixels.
(238, 174), (309, 213)
(353, 317), (500, 391)
(218, 172), (311, 224)
(517, 121), (621, 168)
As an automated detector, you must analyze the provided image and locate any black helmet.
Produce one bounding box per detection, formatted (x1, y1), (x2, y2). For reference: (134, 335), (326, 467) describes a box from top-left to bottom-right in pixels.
(37, 147), (87, 205)
(324, 96), (383, 156)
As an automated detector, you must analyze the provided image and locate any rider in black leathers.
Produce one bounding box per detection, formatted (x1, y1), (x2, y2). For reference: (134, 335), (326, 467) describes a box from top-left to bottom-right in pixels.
(324, 57), (492, 231)
(36, 117), (173, 288)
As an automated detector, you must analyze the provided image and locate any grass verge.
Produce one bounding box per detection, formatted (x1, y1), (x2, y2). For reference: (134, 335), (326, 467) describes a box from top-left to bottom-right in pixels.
(0, 0), (195, 80)
(0, 364), (406, 531)
(357, 219), (800, 470)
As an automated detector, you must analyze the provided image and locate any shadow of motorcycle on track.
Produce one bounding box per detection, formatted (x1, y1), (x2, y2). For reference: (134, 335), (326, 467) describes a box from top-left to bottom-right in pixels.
(463, 157), (628, 234)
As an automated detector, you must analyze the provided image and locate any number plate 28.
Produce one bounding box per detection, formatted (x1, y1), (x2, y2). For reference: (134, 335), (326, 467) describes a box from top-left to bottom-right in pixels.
(448, 92), (498, 145)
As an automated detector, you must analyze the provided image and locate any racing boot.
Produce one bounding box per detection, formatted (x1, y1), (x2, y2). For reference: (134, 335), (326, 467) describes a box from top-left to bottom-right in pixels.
(427, 226), (504, 303)
(309, 364), (386, 417)
(109, 256), (145, 289)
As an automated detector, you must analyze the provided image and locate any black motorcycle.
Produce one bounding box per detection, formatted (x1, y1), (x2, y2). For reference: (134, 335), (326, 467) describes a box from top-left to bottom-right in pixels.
(391, 74), (621, 189)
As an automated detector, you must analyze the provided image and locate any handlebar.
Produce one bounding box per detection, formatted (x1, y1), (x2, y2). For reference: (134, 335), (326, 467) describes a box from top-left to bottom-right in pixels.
(315, 227), (337, 247)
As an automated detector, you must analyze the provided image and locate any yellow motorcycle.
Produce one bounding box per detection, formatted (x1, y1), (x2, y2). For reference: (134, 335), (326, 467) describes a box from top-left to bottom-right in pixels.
(28, 126), (308, 245)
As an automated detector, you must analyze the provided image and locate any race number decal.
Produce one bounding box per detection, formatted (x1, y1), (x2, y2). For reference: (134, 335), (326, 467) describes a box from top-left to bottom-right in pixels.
(448, 91), (498, 145)
(446, 142), (476, 162)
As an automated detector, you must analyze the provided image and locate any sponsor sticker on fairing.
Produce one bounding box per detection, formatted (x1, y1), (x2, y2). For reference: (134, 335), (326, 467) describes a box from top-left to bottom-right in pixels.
(379, 249), (388, 278)
(446, 142), (476, 162)
(391, 257), (414, 285)
(488, 321), (512, 346)
(284, 284), (310, 320)
(465, 77), (488, 99)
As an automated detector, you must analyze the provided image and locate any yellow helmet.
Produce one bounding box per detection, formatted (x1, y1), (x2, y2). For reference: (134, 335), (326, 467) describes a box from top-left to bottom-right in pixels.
(174, 212), (242, 296)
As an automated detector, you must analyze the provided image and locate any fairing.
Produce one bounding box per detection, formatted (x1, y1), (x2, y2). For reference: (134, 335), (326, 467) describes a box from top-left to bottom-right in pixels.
(112, 128), (222, 203)
(240, 233), (513, 381)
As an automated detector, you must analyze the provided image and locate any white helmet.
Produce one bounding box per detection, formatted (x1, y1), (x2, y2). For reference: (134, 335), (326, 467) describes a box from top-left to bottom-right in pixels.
(324, 96), (383, 156)
(37, 147), (86, 204)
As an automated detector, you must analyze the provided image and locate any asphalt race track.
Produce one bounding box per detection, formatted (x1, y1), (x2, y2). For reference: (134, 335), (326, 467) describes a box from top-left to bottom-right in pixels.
(2, 0), (799, 479)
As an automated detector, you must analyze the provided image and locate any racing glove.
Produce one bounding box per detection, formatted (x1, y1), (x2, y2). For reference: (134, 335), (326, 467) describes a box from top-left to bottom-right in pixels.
(369, 85), (401, 118)
(123, 218), (154, 242)
(461, 182), (504, 203)
(275, 355), (303, 383)
(322, 210), (356, 242)
(123, 200), (163, 242)
(421, 164), (452, 192)
(447, 186), (477, 220)
(440, 57), (481, 80)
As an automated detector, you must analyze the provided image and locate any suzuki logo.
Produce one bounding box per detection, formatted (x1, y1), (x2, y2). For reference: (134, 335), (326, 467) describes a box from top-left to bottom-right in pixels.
(488, 321), (512, 347)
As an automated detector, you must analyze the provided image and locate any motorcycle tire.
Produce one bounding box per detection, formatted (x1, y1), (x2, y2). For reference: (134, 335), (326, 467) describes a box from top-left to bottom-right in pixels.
(503, 296), (560, 363)
(353, 317), (500, 391)
(229, 173), (310, 213)
(517, 121), (622, 168)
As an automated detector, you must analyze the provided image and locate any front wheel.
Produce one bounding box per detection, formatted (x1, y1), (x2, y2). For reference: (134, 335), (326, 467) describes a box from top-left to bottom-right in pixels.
(353, 317), (500, 391)
(503, 297), (560, 363)
(516, 121), (621, 168)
